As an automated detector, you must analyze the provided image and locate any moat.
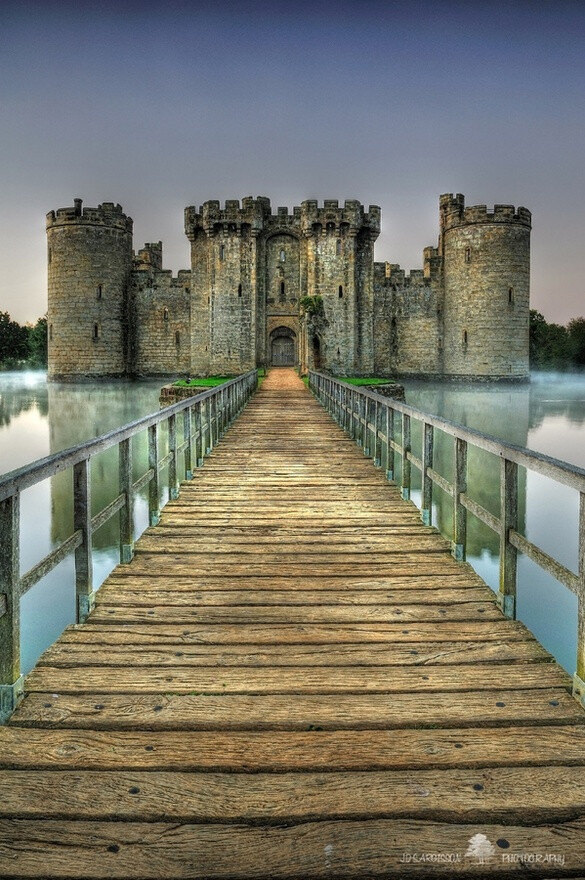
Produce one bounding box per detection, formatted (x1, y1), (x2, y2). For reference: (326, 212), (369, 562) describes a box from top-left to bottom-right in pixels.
(1, 370), (584, 676)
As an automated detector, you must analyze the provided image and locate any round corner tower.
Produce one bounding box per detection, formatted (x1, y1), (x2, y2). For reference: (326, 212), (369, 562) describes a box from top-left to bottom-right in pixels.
(47, 199), (133, 379)
(439, 193), (531, 380)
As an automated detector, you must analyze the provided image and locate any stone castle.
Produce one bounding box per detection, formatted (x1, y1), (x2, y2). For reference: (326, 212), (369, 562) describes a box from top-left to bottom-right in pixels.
(46, 193), (531, 381)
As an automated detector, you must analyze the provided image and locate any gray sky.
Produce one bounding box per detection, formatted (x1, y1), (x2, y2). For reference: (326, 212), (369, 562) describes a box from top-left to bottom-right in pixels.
(1, 0), (583, 325)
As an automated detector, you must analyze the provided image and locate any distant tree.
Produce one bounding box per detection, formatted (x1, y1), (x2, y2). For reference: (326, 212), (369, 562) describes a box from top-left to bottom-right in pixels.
(0, 311), (29, 365)
(567, 317), (585, 367)
(27, 314), (48, 367)
(529, 310), (573, 370)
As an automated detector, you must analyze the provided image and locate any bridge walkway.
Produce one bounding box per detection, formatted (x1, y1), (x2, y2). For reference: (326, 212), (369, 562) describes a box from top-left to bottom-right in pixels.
(1, 368), (584, 876)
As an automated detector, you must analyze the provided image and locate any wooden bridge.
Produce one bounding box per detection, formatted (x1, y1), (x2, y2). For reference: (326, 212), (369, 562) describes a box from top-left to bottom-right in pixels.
(1, 368), (585, 876)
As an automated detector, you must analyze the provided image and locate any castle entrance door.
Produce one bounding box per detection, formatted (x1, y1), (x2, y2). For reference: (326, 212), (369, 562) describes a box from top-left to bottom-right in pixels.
(269, 326), (297, 366)
(271, 334), (295, 366)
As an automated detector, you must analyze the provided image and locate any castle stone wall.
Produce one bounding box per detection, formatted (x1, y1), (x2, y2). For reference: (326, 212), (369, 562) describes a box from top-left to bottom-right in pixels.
(373, 263), (443, 376)
(440, 194), (531, 379)
(47, 201), (133, 379)
(132, 270), (191, 376)
(47, 194), (531, 382)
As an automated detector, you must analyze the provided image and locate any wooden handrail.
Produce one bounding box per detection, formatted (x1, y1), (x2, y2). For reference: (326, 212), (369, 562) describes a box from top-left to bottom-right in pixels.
(309, 370), (585, 706)
(0, 370), (258, 723)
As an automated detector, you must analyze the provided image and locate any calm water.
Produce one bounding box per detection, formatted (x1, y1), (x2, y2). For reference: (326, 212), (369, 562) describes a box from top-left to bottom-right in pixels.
(1, 370), (584, 675)
(0, 372), (164, 673)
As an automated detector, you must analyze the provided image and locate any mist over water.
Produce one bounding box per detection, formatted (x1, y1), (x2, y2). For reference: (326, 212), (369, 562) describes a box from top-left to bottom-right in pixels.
(1, 371), (585, 674)
(403, 373), (585, 675)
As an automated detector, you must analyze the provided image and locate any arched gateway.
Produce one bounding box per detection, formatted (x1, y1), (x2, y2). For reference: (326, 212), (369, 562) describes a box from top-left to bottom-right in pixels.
(270, 326), (297, 366)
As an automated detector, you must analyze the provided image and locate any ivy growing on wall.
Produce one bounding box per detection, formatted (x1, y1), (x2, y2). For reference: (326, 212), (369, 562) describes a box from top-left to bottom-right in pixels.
(299, 295), (324, 318)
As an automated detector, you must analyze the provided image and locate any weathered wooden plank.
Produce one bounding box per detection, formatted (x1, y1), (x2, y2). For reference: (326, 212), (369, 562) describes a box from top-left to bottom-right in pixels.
(104, 566), (487, 585)
(95, 559), (486, 578)
(24, 662), (570, 695)
(88, 602), (501, 625)
(132, 543), (453, 558)
(37, 639), (549, 669)
(2, 766), (585, 824)
(138, 529), (444, 545)
(0, 817), (583, 877)
(12, 689), (579, 731)
(2, 725), (585, 772)
(57, 619), (538, 645)
(98, 578), (492, 595)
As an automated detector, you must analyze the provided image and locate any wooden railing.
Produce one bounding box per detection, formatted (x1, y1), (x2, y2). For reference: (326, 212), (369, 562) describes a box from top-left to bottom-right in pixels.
(309, 370), (585, 704)
(0, 370), (258, 722)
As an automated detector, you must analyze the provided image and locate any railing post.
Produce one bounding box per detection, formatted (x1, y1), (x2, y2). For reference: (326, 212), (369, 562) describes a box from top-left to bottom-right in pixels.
(119, 438), (134, 563)
(148, 424), (160, 526)
(374, 400), (382, 467)
(195, 400), (204, 467)
(219, 387), (226, 437)
(573, 492), (585, 706)
(401, 413), (411, 501)
(168, 413), (179, 500)
(0, 494), (23, 723)
(363, 397), (371, 456)
(213, 394), (219, 446)
(385, 405), (395, 481)
(453, 437), (467, 561)
(336, 383), (342, 425)
(73, 459), (95, 620)
(184, 406), (193, 481)
(205, 397), (213, 454)
(421, 422), (434, 526)
(498, 458), (518, 619)
(227, 384), (234, 426)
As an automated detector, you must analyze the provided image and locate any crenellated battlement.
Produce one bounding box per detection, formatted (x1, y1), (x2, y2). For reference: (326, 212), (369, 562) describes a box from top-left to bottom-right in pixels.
(376, 262), (435, 289)
(46, 199), (133, 233)
(299, 199), (380, 236)
(133, 242), (163, 271)
(185, 197), (273, 238)
(185, 197), (381, 239)
(440, 193), (531, 231)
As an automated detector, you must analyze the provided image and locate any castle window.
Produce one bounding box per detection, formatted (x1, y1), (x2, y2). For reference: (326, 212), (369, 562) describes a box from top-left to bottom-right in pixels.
(279, 281), (286, 301)
(465, 248), (471, 263)
(463, 330), (468, 347)
(338, 285), (343, 298)
(92, 323), (100, 341)
(280, 249), (286, 262)
(238, 284), (242, 297)
(163, 308), (169, 321)
(96, 284), (102, 300)
(175, 331), (180, 346)
(219, 244), (225, 261)
(508, 287), (515, 305)
(49, 323), (53, 341)
(336, 239), (341, 255)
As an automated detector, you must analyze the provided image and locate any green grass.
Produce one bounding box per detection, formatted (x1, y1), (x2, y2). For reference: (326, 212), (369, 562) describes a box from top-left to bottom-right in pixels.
(339, 377), (395, 386)
(173, 376), (234, 388)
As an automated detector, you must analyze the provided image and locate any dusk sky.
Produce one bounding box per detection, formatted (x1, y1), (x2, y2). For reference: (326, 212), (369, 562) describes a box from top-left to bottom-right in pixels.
(1, 0), (584, 325)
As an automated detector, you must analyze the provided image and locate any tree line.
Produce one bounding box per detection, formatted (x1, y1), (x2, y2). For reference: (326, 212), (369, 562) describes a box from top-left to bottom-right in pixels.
(0, 312), (47, 369)
(530, 310), (585, 371)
